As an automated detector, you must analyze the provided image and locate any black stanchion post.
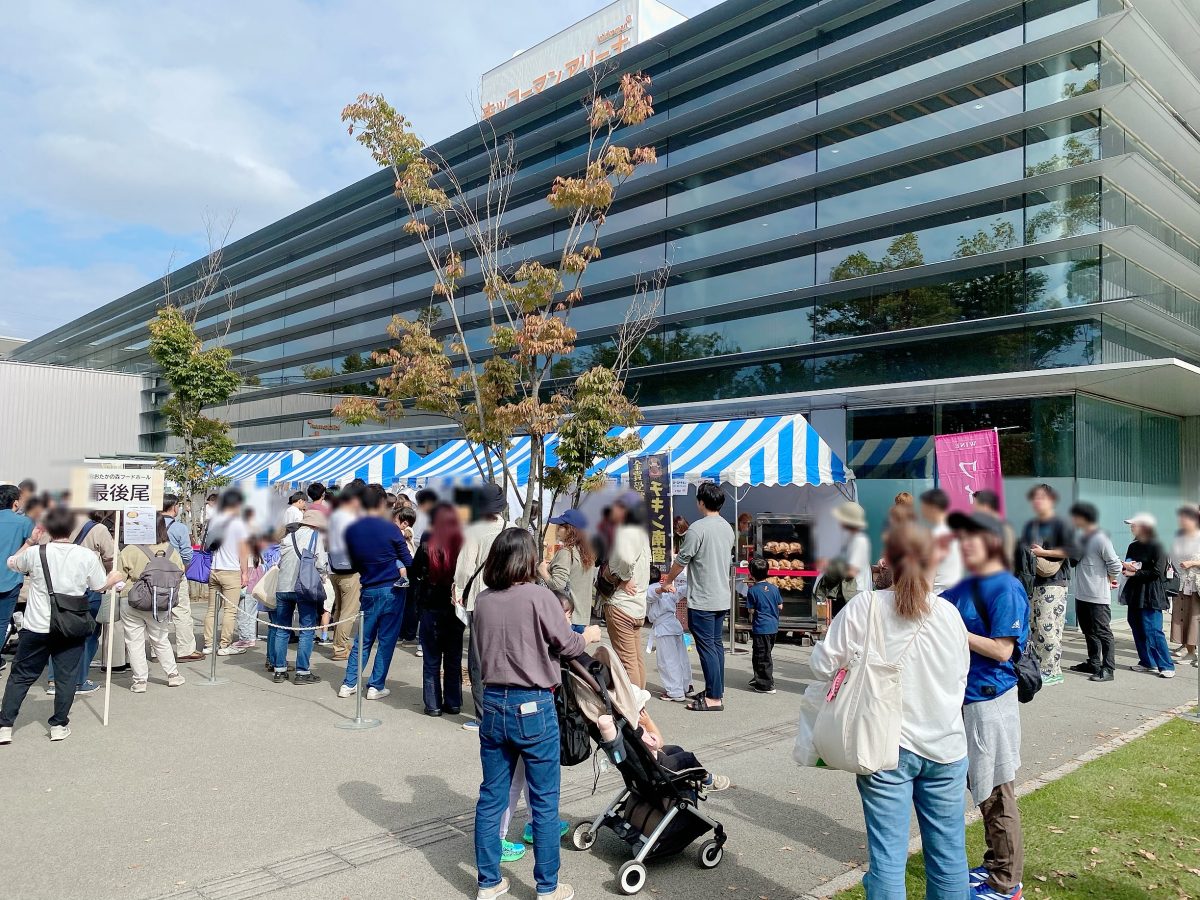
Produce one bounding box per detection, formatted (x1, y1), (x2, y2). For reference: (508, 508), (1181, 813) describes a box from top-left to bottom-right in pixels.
(336, 609), (381, 731)
(196, 589), (229, 687)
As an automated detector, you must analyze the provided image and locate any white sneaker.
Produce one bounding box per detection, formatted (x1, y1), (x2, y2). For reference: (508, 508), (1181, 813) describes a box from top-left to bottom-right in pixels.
(216, 646), (246, 656)
(130, 681), (147, 693)
(201, 647), (213, 655)
(337, 684), (356, 698)
(366, 687), (390, 700)
(0, 726), (11, 745)
(1160, 669), (1176, 679)
(476, 877), (510, 900)
(415, 648), (423, 657)
(167, 673), (186, 687)
(1129, 665), (1159, 674)
(49, 725), (71, 741)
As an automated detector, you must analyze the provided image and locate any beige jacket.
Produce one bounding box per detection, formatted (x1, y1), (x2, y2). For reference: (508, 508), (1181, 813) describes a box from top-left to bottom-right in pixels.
(453, 517), (508, 612)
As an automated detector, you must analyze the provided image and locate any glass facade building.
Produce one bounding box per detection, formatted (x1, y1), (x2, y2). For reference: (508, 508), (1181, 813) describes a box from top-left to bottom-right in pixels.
(14, 0), (1200, 519)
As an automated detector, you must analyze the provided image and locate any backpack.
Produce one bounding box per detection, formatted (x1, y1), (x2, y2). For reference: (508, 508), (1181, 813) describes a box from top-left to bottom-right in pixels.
(292, 530), (324, 604)
(555, 668), (593, 767)
(969, 579), (1042, 704)
(128, 546), (184, 621)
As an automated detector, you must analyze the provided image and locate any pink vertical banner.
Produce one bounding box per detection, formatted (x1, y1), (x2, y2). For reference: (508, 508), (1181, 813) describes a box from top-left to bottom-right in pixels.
(934, 429), (1005, 516)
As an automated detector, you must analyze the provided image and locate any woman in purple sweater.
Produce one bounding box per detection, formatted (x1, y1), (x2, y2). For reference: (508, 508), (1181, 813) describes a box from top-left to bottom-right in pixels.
(471, 528), (600, 900)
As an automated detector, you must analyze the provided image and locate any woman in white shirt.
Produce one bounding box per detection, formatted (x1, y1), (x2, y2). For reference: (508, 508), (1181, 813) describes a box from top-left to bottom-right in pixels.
(811, 523), (970, 899)
(0, 506), (122, 744)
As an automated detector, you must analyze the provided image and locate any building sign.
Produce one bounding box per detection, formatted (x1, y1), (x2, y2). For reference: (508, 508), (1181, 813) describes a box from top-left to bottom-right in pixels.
(629, 452), (672, 565)
(70, 468), (164, 511)
(480, 0), (686, 118)
(934, 429), (1004, 515)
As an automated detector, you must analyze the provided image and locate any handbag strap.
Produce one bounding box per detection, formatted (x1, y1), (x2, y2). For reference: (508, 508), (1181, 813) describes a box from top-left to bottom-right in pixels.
(38, 543), (56, 599)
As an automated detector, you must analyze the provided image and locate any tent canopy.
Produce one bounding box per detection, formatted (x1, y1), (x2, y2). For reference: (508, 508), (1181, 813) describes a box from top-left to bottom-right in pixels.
(594, 414), (851, 487)
(395, 439), (501, 487)
(276, 443), (418, 486)
(215, 450), (304, 487)
(500, 415), (850, 488)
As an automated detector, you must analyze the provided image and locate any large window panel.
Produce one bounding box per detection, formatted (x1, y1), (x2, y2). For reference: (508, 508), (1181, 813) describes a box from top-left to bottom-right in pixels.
(818, 70), (1024, 170)
(667, 248), (816, 314)
(815, 135), (1023, 228)
(667, 141), (816, 217)
(668, 87), (815, 168)
(1024, 246), (1100, 310)
(1024, 112), (1100, 176)
(1023, 177), (1099, 244)
(667, 195), (815, 266)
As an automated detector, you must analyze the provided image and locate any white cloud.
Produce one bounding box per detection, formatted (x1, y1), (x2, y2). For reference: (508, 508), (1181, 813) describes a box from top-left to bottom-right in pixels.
(0, 0), (722, 339)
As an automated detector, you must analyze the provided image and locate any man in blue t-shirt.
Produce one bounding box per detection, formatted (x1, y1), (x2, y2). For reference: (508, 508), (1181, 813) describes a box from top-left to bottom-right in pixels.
(0, 484), (36, 664)
(943, 510), (1029, 900)
(341, 484), (413, 701)
(744, 557), (782, 694)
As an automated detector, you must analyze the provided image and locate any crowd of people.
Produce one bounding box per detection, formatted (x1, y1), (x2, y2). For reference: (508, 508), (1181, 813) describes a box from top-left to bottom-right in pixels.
(814, 484), (1199, 899)
(2, 467), (1194, 900)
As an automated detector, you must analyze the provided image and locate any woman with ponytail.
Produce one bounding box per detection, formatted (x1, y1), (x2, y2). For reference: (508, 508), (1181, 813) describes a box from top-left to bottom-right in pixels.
(811, 523), (971, 898)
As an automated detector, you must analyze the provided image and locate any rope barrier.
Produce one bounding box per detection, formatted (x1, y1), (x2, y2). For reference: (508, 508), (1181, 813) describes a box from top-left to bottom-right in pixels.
(251, 611), (360, 633)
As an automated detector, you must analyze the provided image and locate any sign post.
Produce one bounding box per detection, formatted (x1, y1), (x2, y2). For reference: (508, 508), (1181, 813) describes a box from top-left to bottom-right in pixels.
(70, 467), (164, 726)
(629, 453), (672, 567)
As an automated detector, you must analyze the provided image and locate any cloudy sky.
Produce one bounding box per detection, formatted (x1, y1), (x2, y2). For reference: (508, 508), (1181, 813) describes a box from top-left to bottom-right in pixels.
(0, 0), (719, 340)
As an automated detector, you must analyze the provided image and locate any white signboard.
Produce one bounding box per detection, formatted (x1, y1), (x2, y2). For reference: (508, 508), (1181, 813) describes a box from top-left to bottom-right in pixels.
(480, 0), (686, 118)
(670, 477), (689, 497)
(70, 468), (164, 511)
(122, 506), (157, 544)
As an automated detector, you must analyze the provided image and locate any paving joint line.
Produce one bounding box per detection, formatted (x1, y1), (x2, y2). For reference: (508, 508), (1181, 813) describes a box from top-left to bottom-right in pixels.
(143, 717), (797, 900)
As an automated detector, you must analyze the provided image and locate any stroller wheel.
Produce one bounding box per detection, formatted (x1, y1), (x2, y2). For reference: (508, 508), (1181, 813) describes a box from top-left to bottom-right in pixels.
(617, 860), (647, 895)
(571, 821), (597, 851)
(697, 838), (724, 869)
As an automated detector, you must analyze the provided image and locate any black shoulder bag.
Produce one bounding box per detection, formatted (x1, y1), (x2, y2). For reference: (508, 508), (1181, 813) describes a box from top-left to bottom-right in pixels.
(40, 544), (96, 641)
(969, 579), (1042, 704)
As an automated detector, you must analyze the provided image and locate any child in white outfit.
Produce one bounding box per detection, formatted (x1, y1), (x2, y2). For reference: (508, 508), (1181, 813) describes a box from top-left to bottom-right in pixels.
(647, 567), (691, 701)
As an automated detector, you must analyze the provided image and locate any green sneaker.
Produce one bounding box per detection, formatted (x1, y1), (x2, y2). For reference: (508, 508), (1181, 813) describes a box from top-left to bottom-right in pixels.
(1043, 673), (1064, 686)
(500, 840), (526, 862)
(522, 820), (570, 845)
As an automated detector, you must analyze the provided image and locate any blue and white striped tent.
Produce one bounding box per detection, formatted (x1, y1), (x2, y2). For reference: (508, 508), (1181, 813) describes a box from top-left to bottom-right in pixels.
(596, 415), (851, 487)
(847, 436), (934, 480)
(276, 443), (417, 486)
(341, 443), (421, 486)
(215, 450), (305, 487)
(394, 439), (503, 487)
(507, 433), (562, 487)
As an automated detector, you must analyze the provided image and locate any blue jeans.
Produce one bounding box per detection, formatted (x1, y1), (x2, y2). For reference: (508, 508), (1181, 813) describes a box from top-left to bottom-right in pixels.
(856, 749), (970, 899)
(475, 687), (561, 893)
(343, 585), (406, 690)
(0, 585), (21, 646)
(1128, 604), (1174, 671)
(269, 592), (321, 673)
(420, 607), (464, 712)
(687, 607), (726, 700)
(47, 591), (102, 686)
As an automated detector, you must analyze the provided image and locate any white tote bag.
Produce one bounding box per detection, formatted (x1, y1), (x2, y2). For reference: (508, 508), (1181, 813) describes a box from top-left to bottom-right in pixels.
(811, 592), (920, 775)
(252, 565), (279, 611)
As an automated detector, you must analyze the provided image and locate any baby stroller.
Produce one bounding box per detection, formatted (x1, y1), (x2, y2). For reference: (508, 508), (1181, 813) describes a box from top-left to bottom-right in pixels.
(565, 645), (727, 895)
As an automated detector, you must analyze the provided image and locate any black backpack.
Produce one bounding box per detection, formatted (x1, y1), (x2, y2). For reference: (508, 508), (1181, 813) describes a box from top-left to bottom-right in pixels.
(556, 669), (592, 767)
(970, 579), (1042, 703)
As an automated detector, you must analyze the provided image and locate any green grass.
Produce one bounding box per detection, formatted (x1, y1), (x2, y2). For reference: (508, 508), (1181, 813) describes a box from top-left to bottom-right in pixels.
(834, 719), (1200, 899)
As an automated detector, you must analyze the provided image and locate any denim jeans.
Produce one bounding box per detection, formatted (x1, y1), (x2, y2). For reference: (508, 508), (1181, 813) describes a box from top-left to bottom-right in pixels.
(77, 591), (104, 686)
(269, 592), (321, 673)
(342, 585), (405, 690)
(687, 607), (726, 700)
(856, 749), (970, 899)
(419, 607), (464, 712)
(1128, 604), (1174, 671)
(0, 584), (22, 647)
(474, 687), (561, 894)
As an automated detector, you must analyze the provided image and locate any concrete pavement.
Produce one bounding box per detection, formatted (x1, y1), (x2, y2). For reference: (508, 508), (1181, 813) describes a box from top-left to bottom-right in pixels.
(0, 621), (1194, 900)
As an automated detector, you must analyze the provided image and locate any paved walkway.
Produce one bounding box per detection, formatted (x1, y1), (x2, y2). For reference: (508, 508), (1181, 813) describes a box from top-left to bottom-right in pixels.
(0, 621), (1194, 900)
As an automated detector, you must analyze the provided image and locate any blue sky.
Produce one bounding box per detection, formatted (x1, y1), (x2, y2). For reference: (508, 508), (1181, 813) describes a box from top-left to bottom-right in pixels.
(0, 0), (719, 340)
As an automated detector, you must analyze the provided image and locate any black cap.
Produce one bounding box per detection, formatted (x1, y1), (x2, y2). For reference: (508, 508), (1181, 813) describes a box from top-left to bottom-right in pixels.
(479, 482), (507, 516)
(947, 510), (1004, 538)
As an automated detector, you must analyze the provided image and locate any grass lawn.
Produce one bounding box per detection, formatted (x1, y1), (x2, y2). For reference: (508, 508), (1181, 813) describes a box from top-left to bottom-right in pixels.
(834, 719), (1200, 899)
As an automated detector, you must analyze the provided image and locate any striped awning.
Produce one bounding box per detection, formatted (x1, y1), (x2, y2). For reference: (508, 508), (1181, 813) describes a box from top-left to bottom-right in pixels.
(395, 439), (502, 487)
(507, 433), (562, 487)
(215, 451), (305, 487)
(343, 443), (420, 486)
(847, 436), (934, 479)
(276, 444), (390, 486)
(596, 415), (851, 487)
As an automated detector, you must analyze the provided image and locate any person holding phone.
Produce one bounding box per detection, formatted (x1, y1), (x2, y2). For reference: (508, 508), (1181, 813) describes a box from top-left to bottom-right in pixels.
(1120, 513), (1174, 678)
